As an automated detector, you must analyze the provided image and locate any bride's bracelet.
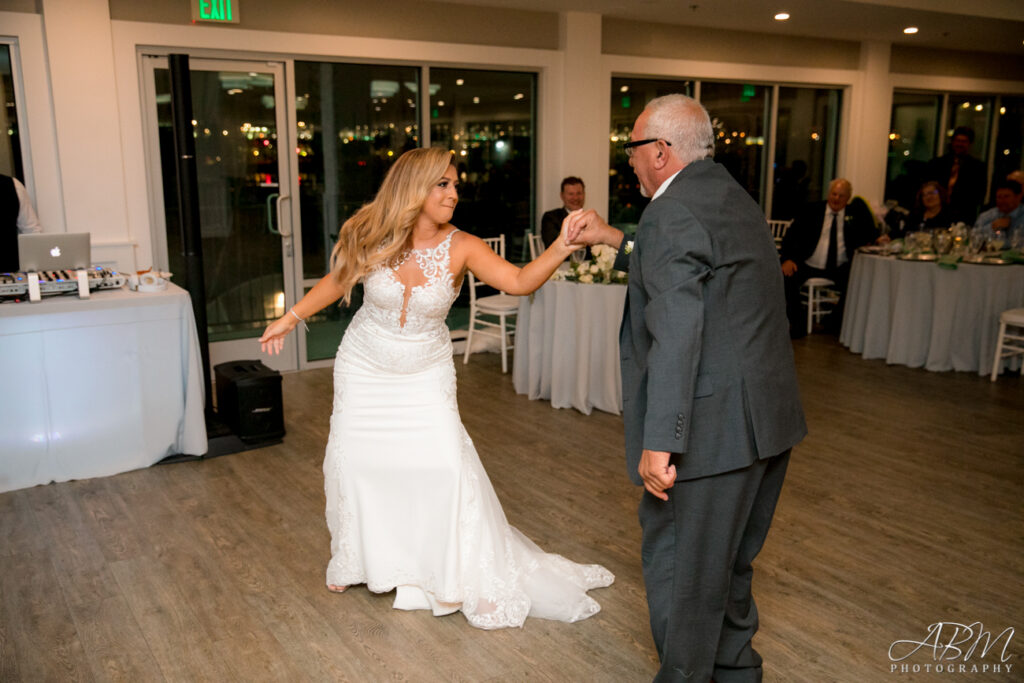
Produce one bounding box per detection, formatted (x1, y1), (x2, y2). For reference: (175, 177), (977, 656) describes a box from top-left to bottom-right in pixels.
(289, 308), (310, 332)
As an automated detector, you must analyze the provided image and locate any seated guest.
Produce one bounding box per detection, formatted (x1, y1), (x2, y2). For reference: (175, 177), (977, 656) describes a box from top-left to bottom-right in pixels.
(884, 181), (954, 240)
(780, 178), (878, 337)
(974, 179), (1023, 246)
(541, 176), (585, 248)
(0, 172), (44, 272)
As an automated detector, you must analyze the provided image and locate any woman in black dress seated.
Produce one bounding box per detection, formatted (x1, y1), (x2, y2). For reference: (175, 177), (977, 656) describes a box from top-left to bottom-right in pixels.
(885, 180), (955, 239)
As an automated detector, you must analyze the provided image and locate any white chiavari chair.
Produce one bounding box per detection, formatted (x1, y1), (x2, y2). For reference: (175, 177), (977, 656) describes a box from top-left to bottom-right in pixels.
(463, 234), (519, 373)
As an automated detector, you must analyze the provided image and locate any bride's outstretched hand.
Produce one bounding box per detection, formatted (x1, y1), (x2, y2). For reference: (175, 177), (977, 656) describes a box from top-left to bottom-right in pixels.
(259, 316), (296, 355)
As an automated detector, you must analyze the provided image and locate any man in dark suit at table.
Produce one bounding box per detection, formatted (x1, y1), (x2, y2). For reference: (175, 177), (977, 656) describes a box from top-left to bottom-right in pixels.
(779, 178), (877, 338)
(565, 94), (806, 683)
(541, 176), (586, 250)
(926, 126), (986, 225)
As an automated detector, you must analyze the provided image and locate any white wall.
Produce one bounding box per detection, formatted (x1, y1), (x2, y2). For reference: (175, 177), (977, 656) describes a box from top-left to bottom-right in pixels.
(844, 42), (893, 208)
(558, 12), (609, 219)
(40, 0), (133, 268)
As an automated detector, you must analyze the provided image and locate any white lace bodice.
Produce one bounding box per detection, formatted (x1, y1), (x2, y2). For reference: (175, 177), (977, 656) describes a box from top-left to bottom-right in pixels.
(339, 229), (461, 373)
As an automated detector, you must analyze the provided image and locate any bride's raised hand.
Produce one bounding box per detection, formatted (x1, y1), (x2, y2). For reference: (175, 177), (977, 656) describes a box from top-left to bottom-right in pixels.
(259, 315), (297, 355)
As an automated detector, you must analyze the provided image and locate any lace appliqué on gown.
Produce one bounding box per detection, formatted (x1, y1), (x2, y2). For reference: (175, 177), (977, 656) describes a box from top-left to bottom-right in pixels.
(322, 228), (613, 629)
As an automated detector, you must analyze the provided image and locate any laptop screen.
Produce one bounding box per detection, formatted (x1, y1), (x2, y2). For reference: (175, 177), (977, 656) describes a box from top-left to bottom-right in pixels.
(17, 233), (91, 271)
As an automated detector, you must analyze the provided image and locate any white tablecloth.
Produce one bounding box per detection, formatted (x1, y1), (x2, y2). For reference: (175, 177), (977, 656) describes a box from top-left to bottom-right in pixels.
(512, 280), (626, 415)
(0, 284), (207, 493)
(840, 253), (1024, 374)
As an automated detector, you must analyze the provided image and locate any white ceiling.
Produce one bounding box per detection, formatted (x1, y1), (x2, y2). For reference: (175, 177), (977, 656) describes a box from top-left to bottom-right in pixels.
(452, 0), (1024, 55)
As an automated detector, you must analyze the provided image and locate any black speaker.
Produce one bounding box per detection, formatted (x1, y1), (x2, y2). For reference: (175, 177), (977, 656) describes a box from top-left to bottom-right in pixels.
(214, 360), (285, 444)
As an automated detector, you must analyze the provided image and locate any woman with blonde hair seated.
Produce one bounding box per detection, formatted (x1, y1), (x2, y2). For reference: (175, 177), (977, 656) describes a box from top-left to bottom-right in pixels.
(259, 147), (613, 629)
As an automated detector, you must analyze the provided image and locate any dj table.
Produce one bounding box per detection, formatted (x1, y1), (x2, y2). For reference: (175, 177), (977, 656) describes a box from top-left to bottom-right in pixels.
(0, 283), (207, 493)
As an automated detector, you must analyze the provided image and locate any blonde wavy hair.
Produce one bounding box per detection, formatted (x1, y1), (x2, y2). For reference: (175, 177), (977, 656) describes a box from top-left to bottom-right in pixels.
(330, 147), (455, 304)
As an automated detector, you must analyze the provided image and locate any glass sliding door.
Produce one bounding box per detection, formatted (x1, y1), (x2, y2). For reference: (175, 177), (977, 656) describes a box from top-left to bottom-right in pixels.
(946, 95), (994, 163)
(701, 82), (771, 208)
(994, 97), (1024, 197)
(608, 77), (693, 230)
(0, 43), (24, 181)
(293, 62), (420, 361)
(144, 57), (298, 372)
(885, 92), (942, 209)
(428, 67), (536, 260)
(772, 87), (841, 219)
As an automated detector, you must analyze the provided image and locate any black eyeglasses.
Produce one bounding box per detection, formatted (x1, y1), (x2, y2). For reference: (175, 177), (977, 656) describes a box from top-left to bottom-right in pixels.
(623, 138), (671, 157)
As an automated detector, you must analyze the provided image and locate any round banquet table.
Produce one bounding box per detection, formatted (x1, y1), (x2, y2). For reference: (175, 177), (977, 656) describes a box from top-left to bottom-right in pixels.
(839, 253), (1024, 375)
(512, 279), (626, 415)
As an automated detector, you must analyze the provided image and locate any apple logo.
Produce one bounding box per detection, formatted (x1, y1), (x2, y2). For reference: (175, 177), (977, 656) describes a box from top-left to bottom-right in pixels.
(50, 246), (62, 258)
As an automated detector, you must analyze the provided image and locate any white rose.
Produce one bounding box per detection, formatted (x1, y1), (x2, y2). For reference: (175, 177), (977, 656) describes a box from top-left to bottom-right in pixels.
(589, 264), (600, 274)
(579, 273), (594, 284)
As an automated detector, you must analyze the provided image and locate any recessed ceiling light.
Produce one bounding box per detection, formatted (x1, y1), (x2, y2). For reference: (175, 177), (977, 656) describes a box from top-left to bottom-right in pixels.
(903, 26), (918, 34)
(774, 12), (790, 21)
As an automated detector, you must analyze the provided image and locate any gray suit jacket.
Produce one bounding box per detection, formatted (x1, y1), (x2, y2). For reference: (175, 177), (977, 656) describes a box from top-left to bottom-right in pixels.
(617, 159), (806, 485)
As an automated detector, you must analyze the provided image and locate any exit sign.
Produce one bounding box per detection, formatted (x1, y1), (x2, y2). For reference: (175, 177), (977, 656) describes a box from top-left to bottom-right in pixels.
(192, 0), (239, 23)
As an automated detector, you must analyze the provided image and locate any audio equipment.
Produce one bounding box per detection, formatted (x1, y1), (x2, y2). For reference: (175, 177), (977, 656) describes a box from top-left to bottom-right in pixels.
(0, 267), (127, 299)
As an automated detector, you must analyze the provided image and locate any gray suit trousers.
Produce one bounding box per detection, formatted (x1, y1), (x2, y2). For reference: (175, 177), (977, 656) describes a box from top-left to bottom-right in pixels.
(639, 450), (791, 683)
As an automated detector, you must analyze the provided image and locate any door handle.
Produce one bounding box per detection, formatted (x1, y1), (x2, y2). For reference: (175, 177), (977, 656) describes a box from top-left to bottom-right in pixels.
(266, 193), (292, 237)
(266, 193), (280, 235)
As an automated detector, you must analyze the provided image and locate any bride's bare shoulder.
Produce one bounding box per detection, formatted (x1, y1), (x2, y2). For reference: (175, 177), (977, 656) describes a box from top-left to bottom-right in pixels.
(449, 228), (487, 254)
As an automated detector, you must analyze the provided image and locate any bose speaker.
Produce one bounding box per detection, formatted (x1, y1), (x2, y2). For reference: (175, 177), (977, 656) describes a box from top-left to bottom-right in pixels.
(214, 360), (285, 444)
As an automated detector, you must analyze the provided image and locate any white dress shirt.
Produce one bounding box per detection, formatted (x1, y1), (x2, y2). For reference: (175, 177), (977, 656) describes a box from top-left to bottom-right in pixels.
(650, 170), (683, 202)
(805, 206), (847, 270)
(13, 177), (43, 234)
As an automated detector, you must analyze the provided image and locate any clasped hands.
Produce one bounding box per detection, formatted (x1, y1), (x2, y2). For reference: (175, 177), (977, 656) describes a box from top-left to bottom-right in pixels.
(560, 209), (625, 252)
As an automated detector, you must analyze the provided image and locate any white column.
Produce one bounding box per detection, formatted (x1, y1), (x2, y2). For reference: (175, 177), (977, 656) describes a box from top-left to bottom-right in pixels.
(554, 12), (608, 219)
(843, 41), (892, 209)
(40, 0), (130, 243)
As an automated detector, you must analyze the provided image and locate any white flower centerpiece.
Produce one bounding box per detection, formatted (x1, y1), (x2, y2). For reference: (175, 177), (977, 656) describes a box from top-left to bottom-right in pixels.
(551, 244), (628, 284)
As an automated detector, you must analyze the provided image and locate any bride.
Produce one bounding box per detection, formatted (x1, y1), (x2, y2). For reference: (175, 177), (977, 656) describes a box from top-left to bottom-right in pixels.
(259, 147), (613, 629)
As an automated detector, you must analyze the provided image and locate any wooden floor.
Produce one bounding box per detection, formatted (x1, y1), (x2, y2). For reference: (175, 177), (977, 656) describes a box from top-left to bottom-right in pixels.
(2, 336), (1021, 682)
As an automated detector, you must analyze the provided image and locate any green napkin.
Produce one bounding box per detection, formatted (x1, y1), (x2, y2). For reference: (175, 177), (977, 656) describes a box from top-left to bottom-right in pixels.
(1002, 250), (1024, 263)
(937, 254), (961, 270)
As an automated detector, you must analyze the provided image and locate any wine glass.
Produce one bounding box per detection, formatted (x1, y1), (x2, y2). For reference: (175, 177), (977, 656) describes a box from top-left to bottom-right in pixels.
(988, 228), (1007, 254)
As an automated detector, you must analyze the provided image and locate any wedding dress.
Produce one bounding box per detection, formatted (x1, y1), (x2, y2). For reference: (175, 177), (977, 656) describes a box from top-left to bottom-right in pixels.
(322, 229), (613, 629)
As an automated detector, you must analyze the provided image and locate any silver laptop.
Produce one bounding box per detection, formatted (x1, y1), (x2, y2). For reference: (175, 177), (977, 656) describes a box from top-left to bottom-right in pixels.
(18, 233), (91, 271)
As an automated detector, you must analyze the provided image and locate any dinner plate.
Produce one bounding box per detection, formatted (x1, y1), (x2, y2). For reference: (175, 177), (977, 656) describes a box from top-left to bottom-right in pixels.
(962, 255), (1013, 265)
(898, 253), (939, 261)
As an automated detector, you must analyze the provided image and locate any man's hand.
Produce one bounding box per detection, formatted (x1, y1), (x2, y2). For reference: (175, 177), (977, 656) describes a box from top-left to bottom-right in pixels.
(780, 259), (798, 277)
(564, 209), (624, 250)
(992, 217), (1011, 231)
(638, 449), (676, 501)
